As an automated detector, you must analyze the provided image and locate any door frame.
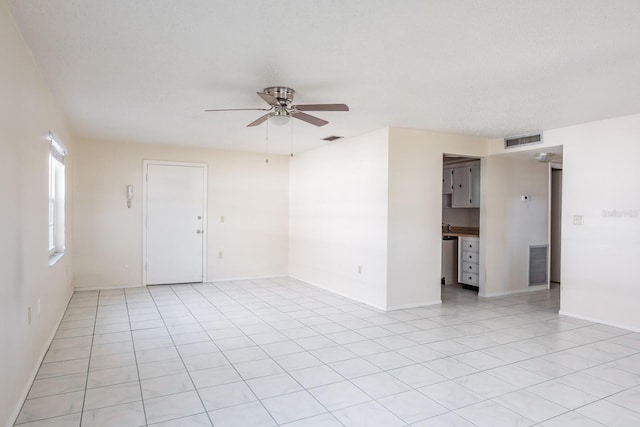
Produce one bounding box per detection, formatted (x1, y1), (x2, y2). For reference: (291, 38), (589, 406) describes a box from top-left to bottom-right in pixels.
(142, 160), (208, 286)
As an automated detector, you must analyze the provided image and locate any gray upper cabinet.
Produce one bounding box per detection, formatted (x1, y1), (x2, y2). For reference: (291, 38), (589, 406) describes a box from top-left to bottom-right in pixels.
(442, 167), (453, 194)
(451, 161), (480, 208)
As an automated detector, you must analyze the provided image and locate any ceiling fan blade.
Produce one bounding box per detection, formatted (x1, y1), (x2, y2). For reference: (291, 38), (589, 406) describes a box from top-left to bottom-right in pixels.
(246, 114), (269, 127)
(257, 92), (280, 107)
(293, 104), (349, 112)
(292, 111), (329, 127)
(205, 108), (269, 112)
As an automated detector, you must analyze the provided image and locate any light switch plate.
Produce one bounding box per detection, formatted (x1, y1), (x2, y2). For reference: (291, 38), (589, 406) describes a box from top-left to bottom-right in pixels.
(573, 215), (584, 225)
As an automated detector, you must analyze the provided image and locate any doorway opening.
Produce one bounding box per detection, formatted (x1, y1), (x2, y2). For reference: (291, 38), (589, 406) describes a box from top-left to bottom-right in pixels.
(441, 154), (481, 302)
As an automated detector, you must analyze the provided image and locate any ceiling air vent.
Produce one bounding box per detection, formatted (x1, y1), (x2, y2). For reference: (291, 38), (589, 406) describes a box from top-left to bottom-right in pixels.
(504, 133), (543, 149)
(322, 135), (343, 142)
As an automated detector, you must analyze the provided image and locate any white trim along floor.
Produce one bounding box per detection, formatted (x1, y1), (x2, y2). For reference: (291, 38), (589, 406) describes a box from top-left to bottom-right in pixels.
(14, 278), (640, 426)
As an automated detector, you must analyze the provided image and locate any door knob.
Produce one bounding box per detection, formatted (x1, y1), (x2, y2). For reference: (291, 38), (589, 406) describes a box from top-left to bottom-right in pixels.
(196, 230), (202, 234)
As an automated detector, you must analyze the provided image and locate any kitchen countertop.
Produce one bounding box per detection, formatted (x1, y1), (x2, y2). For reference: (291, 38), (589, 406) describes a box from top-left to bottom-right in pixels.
(442, 226), (480, 238)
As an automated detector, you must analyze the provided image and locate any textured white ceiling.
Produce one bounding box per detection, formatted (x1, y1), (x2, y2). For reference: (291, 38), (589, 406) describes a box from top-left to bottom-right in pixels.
(8, 0), (640, 153)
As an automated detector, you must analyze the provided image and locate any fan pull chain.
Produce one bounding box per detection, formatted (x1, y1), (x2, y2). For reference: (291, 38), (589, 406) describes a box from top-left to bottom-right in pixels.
(265, 119), (269, 164)
(290, 118), (294, 158)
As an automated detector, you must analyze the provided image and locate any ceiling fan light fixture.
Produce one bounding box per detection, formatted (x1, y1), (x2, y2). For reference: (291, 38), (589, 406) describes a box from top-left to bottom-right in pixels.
(269, 109), (290, 126)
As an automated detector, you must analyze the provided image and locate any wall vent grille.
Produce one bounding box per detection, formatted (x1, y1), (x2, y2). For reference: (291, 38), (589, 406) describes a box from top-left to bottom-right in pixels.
(529, 244), (548, 286)
(505, 133), (542, 149)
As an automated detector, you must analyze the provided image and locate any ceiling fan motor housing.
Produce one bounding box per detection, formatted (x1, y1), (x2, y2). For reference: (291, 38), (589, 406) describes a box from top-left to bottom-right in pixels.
(264, 86), (295, 107)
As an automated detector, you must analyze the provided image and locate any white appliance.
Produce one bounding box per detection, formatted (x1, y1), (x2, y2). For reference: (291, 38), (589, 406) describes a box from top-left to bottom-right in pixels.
(442, 237), (458, 285)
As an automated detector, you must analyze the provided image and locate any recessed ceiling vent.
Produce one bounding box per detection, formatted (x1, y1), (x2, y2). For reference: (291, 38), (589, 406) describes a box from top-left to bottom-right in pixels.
(505, 133), (543, 149)
(322, 135), (343, 142)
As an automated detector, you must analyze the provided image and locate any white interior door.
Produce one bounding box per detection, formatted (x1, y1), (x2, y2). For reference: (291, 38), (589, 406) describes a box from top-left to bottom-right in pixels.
(145, 162), (206, 285)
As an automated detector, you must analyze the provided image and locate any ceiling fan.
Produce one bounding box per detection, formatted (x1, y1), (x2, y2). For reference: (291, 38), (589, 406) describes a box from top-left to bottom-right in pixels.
(205, 86), (349, 127)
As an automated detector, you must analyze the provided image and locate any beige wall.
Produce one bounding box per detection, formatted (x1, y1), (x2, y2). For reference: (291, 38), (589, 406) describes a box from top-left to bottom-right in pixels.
(488, 113), (640, 330)
(546, 114), (640, 331)
(387, 128), (488, 308)
(480, 156), (549, 297)
(289, 129), (390, 309)
(0, 3), (75, 425)
(73, 139), (289, 288)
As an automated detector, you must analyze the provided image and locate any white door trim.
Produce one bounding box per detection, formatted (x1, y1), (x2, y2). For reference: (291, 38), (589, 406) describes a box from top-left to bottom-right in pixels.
(142, 160), (208, 286)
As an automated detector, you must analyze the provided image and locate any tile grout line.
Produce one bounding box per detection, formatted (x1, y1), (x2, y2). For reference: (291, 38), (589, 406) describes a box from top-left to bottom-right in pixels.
(123, 288), (151, 426)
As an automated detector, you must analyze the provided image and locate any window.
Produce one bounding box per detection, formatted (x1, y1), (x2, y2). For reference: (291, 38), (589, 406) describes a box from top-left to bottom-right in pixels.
(48, 132), (66, 261)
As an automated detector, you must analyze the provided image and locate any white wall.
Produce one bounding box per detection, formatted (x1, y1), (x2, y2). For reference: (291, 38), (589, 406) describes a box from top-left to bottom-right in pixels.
(480, 156), (549, 297)
(386, 128), (488, 309)
(289, 129), (390, 309)
(73, 139), (289, 288)
(546, 114), (640, 330)
(0, 3), (75, 425)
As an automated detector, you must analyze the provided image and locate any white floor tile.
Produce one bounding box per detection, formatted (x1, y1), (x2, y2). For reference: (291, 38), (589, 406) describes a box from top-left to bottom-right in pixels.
(378, 390), (447, 424)
(143, 390), (205, 425)
(576, 400), (640, 427)
(418, 380), (485, 410)
(526, 380), (599, 410)
(198, 381), (257, 411)
(261, 390), (326, 424)
(246, 373), (303, 399)
(190, 365), (241, 389)
(280, 413), (343, 426)
(333, 400), (405, 427)
(208, 401), (275, 427)
(539, 411), (606, 427)
(351, 372), (412, 399)
(16, 280), (640, 427)
(14, 413), (81, 427)
(233, 358), (283, 380)
(411, 411), (476, 427)
(492, 389), (566, 423)
(455, 400), (533, 427)
(16, 392), (84, 424)
(141, 372), (194, 399)
(27, 374), (86, 399)
(83, 381), (141, 411)
(290, 365), (344, 389)
(307, 380), (371, 411)
(148, 413), (212, 427)
(388, 363), (446, 388)
(80, 401), (146, 427)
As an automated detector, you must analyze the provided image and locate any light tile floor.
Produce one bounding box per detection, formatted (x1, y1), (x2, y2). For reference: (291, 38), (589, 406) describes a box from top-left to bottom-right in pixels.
(14, 278), (640, 426)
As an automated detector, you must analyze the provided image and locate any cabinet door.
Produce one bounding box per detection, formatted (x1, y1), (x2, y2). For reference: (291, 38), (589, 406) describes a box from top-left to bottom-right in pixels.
(452, 166), (470, 207)
(442, 167), (453, 194)
(470, 164), (481, 207)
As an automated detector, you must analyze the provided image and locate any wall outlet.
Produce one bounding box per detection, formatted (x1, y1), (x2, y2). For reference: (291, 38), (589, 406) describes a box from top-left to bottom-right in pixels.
(358, 265), (362, 274)
(27, 307), (32, 325)
(218, 251), (223, 259)
(220, 216), (224, 223)
(37, 298), (41, 314)
(573, 215), (584, 225)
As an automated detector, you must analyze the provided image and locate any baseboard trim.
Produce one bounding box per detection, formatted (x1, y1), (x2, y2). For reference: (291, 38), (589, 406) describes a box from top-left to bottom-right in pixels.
(288, 275), (388, 311)
(386, 300), (442, 311)
(479, 284), (548, 298)
(8, 287), (74, 427)
(207, 274), (288, 283)
(558, 310), (640, 333)
(73, 283), (145, 291)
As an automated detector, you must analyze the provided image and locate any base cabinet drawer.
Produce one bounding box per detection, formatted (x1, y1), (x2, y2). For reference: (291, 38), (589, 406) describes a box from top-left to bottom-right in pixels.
(462, 272), (479, 285)
(462, 251), (478, 263)
(462, 261), (478, 274)
(461, 239), (479, 252)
